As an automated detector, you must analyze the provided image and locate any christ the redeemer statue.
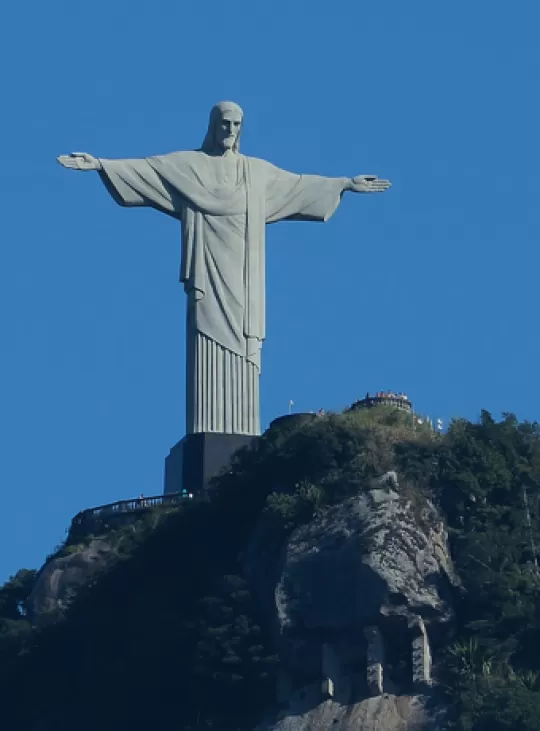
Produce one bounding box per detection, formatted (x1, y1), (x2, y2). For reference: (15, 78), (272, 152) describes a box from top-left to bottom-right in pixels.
(58, 101), (390, 437)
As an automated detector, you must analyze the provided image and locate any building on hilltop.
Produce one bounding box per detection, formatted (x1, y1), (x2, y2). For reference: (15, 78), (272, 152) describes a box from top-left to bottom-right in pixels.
(349, 391), (413, 414)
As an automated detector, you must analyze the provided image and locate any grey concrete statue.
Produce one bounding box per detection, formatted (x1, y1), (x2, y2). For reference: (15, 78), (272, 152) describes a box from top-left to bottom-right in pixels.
(58, 101), (390, 437)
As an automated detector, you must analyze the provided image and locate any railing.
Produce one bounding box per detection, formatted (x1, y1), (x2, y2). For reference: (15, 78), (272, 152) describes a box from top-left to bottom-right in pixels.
(71, 491), (193, 528)
(351, 395), (413, 412)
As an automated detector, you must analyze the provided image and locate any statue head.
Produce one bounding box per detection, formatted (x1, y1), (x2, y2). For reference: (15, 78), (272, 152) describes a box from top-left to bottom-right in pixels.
(201, 101), (244, 155)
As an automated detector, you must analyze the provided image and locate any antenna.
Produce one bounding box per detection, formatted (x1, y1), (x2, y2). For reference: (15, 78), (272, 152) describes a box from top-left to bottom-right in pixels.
(288, 399), (294, 415)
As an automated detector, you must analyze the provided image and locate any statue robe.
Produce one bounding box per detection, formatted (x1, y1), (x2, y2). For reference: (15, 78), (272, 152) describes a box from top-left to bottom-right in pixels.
(98, 151), (346, 435)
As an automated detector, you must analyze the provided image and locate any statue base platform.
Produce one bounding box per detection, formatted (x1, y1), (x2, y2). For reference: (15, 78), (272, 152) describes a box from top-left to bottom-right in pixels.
(164, 432), (255, 496)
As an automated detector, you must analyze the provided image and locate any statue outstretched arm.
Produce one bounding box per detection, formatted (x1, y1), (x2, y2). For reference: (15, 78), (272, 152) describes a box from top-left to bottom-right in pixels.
(57, 152), (183, 217)
(263, 161), (392, 225)
(57, 153), (102, 171)
(345, 175), (391, 193)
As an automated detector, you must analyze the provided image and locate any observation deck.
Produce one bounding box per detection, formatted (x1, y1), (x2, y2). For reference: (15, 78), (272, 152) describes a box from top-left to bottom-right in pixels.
(69, 490), (193, 537)
(349, 391), (413, 413)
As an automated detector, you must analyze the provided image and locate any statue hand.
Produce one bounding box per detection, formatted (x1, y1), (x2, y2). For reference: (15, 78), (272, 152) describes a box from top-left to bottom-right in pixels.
(56, 152), (102, 171)
(348, 175), (391, 193)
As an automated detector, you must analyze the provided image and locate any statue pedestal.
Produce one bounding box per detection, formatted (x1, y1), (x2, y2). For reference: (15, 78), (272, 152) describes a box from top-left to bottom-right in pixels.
(164, 433), (255, 496)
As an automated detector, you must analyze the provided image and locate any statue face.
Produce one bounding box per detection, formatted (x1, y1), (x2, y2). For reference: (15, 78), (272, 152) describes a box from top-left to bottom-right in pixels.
(214, 110), (242, 152)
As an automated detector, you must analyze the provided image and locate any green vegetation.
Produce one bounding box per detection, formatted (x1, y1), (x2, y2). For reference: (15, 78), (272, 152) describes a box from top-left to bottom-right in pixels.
(437, 412), (540, 730)
(2, 407), (540, 729)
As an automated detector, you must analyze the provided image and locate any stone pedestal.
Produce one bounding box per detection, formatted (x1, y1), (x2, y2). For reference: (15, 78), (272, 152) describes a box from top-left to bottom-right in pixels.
(409, 616), (432, 687)
(321, 677), (334, 699)
(364, 626), (384, 696)
(164, 432), (254, 495)
(321, 643), (338, 700)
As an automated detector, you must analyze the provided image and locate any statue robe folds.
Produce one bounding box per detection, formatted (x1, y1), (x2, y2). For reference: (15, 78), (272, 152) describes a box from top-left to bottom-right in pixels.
(99, 151), (345, 435)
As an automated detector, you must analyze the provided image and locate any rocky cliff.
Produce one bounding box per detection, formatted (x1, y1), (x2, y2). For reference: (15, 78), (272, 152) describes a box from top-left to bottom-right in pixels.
(247, 471), (458, 730)
(28, 538), (114, 625)
(4, 408), (540, 731)
(26, 469), (457, 730)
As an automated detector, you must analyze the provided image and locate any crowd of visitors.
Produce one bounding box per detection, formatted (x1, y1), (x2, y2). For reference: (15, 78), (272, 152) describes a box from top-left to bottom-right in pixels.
(365, 391), (410, 402)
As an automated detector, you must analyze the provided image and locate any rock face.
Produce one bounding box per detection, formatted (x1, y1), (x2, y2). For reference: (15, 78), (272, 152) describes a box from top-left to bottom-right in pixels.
(257, 691), (446, 731)
(28, 539), (113, 625)
(249, 472), (457, 729)
(28, 471), (456, 730)
(275, 476), (456, 639)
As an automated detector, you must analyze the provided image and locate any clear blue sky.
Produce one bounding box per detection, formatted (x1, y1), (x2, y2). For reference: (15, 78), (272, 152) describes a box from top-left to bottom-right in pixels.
(1, 0), (539, 583)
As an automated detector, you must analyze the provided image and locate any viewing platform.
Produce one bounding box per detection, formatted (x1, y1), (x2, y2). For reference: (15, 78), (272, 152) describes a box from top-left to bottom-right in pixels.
(69, 491), (193, 536)
(349, 391), (413, 413)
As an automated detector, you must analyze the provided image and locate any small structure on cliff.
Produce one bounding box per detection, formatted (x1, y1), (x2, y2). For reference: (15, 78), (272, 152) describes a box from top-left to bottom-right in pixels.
(69, 491), (192, 539)
(349, 391), (413, 414)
